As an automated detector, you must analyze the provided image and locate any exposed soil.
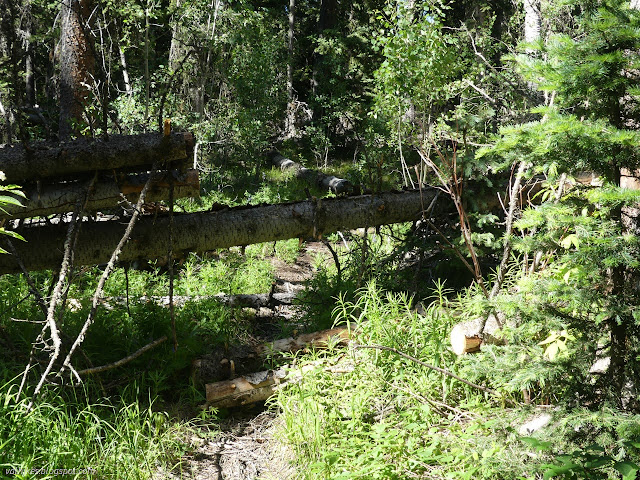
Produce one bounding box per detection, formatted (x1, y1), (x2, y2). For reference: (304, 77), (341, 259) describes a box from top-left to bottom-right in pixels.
(159, 411), (295, 480)
(162, 242), (330, 479)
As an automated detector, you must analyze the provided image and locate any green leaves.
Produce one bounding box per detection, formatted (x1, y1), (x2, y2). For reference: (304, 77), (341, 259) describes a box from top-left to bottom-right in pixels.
(0, 177), (25, 253)
(538, 330), (575, 361)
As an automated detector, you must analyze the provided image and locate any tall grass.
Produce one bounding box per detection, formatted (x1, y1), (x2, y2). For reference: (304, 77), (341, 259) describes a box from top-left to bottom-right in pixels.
(0, 379), (187, 480)
(275, 281), (541, 479)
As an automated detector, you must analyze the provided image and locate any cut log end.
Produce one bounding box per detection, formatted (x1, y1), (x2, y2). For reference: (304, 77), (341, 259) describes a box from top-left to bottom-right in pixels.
(449, 313), (506, 355)
(450, 325), (482, 355)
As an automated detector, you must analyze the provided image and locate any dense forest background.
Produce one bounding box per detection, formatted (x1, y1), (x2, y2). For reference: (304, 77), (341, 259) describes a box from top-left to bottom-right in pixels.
(3, 0), (640, 478)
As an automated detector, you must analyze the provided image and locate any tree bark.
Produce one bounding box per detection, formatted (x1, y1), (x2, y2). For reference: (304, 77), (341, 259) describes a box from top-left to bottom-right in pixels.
(0, 189), (433, 273)
(285, 0), (296, 138)
(0, 132), (194, 182)
(523, 0), (541, 44)
(0, 169), (199, 220)
(59, 0), (96, 139)
(271, 151), (353, 194)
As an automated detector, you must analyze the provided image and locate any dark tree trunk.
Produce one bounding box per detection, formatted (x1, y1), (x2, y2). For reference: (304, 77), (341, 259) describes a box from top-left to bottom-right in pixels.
(59, 0), (96, 139)
(311, 0), (337, 95)
(0, 189), (434, 273)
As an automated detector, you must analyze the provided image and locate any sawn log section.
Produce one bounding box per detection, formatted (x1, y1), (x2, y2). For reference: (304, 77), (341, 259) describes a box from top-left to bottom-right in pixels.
(0, 189), (433, 273)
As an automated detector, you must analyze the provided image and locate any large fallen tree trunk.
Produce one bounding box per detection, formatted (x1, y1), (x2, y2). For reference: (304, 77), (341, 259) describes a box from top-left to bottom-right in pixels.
(0, 132), (194, 182)
(271, 151), (353, 194)
(0, 169), (199, 220)
(0, 189), (432, 273)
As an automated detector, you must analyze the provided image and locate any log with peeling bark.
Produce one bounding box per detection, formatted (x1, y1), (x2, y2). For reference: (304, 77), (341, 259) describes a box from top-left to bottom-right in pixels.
(193, 324), (355, 384)
(271, 151), (353, 194)
(450, 313), (506, 355)
(204, 361), (354, 408)
(0, 132), (194, 182)
(0, 189), (432, 273)
(255, 324), (353, 356)
(0, 169), (200, 220)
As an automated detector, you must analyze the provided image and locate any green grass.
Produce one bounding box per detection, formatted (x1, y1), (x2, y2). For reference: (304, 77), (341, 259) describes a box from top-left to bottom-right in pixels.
(0, 381), (188, 480)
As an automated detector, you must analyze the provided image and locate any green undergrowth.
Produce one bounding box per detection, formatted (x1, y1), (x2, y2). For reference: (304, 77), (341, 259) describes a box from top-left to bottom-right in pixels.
(0, 379), (189, 480)
(0, 234), (305, 479)
(274, 281), (640, 479)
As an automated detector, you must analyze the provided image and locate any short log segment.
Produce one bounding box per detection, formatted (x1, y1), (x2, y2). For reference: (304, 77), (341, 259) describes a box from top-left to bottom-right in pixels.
(0, 169), (200, 220)
(271, 151), (353, 194)
(255, 325), (353, 356)
(205, 361), (354, 408)
(0, 132), (194, 182)
(450, 313), (505, 355)
(0, 189), (431, 273)
(193, 324), (356, 384)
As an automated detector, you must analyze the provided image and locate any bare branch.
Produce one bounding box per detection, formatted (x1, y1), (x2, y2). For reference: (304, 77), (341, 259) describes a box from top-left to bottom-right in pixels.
(58, 166), (158, 381)
(78, 336), (168, 376)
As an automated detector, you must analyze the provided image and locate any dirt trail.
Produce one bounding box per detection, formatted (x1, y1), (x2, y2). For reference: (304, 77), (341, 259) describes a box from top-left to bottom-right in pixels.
(160, 412), (295, 480)
(161, 242), (330, 479)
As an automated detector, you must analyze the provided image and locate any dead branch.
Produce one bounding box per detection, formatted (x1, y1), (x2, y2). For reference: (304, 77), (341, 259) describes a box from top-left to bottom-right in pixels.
(489, 160), (530, 299)
(78, 336), (168, 376)
(58, 166), (158, 382)
(27, 175), (96, 407)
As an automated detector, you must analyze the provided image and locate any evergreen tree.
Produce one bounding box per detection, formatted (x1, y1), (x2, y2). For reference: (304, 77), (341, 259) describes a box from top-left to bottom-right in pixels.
(482, 0), (640, 408)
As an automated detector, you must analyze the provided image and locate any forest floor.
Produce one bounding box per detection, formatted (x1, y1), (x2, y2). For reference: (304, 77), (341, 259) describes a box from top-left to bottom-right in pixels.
(159, 242), (330, 480)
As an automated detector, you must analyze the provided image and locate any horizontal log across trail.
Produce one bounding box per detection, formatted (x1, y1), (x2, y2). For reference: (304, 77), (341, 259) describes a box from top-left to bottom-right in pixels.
(0, 189), (434, 273)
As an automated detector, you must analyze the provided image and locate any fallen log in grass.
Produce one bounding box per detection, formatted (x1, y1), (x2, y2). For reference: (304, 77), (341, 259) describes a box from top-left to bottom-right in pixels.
(0, 189), (433, 273)
(193, 324), (355, 384)
(271, 151), (353, 194)
(83, 292), (298, 310)
(204, 360), (354, 408)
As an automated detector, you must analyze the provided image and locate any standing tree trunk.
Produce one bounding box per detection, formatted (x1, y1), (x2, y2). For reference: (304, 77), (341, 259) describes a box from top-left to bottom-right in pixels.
(24, 2), (35, 107)
(59, 0), (96, 140)
(168, 0), (184, 74)
(523, 0), (541, 44)
(284, 0), (296, 138)
(311, 0), (337, 95)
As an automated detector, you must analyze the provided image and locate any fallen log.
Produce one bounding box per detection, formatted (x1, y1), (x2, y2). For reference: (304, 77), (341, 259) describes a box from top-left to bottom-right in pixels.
(271, 151), (353, 194)
(86, 292), (297, 310)
(0, 189), (432, 273)
(0, 169), (200, 220)
(193, 324), (355, 384)
(254, 324), (353, 356)
(450, 313), (506, 355)
(0, 132), (194, 182)
(204, 360), (354, 408)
